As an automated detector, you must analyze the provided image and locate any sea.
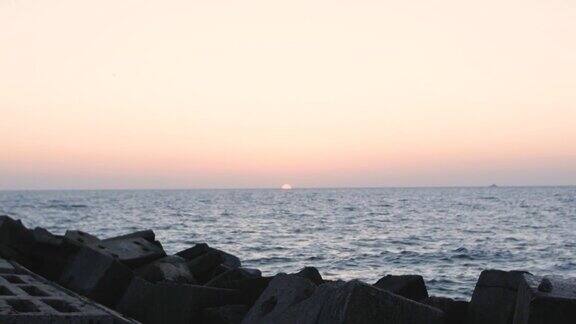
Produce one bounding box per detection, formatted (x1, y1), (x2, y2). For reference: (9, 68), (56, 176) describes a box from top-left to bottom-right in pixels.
(0, 186), (574, 299)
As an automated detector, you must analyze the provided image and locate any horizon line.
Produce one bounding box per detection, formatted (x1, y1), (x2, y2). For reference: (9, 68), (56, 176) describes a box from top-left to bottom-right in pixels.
(1, 184), (575, 192)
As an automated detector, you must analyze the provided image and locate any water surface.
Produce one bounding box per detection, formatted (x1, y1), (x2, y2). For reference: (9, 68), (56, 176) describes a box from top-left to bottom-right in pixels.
(1, 187), (574, 299)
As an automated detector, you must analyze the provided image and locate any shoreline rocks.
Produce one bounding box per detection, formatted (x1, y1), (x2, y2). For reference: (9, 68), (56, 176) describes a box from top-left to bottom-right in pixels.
(0, 215), (574, 324)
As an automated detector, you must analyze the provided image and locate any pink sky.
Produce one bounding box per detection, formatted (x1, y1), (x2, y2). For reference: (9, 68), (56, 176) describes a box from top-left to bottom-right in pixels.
(1, 0), (575, 189)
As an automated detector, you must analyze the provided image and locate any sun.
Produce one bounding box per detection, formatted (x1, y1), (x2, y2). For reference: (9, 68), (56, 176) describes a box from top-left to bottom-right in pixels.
(281, 184), (292, 190)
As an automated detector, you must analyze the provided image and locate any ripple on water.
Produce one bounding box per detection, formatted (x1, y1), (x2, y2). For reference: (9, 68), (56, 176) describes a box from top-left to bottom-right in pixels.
(0, 186), (574, 300)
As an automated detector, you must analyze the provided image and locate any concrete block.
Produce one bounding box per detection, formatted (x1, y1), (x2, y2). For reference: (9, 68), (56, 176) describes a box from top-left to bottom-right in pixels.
(467, 269), (530, 324)
(59, 246), (134, 307)
(242, 274), (315, 324)
(207, 264), (234, 280)
(294, 267), (323, 285)
(187, 250), (229, 283)
(64, 229), (166, 267)
(64, 230), (101, 246)
(0, 258), (16, 274)
(243, 274), (444, 324)
(205, 267), (262, 288)
(116, 277), (241, 324)
(374, 274), (429, 302)
(32, 227), (63, 247)
(513, 273), (576, 324)
(201, 305), (249, 324)
(0, 259), (137, 323)
(209, 277), (273, 307)
(424, 296), (468, 324)
(103, 230), (157, 244)
(0, 216), (35, 259)
(177, 243), (241, 269)
(176, 243), (210, 260)
(27, 227), (75, 281)
(136, 255), (195, 284)
(93, 237), (166, 269)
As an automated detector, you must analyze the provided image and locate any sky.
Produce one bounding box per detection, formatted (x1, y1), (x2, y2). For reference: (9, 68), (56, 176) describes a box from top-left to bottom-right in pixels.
(1, 0), (575, 190)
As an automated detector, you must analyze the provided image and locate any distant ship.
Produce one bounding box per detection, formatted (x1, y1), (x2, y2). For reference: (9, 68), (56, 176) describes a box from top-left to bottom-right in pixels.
(489, 184), (498, 188)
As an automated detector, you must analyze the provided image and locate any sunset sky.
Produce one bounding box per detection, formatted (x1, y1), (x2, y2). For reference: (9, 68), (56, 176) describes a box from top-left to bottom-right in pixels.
(1, 0), (575, 189)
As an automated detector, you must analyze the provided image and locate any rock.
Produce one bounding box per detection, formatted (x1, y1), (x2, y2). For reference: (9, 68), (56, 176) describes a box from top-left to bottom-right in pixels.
(537, 278), (553, 293)
(92, 236), (167, 269)
(187, 250), (230, 283)
(64, 230), (101, 246)
(205, 267), (262, 288)
(374, 274), (429, 301)
(32, 227), (63, 246)
(0, 216), (35, 260)
(116, 277), (242, 324)
(58, 246), (134, 307)
(513, 273), (576, 324)
(241, 268), (262, 278)
(136, 255), (196, 284)
(209, 277), (273, 307)
(176, 243), (210, 260)
(177, 243), (241, 269)
(242, 274), (316, 324)
(0, 244), (26, 267)
(295, 267), (323, 285)
(242, 274), (444, 324)
(424, 296), (468, 324)
(467, 269), (530, 324)
(207, 264), (233, 280)
(27, 227), (75, 281)
(202, 305), (249, 324)
(103, 230), (157, 244)
(63, 229), (166, 269)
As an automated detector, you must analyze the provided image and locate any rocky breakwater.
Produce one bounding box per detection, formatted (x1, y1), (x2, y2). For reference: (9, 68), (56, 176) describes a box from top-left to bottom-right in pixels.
(0, 215), (574, 324)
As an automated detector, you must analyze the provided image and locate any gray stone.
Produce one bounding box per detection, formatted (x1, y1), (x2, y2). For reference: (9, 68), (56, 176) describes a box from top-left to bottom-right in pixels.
(32, 227), (63, 247)
(187, 250), (230, 283)
(136, 255), (195, 284)
(207, 264), (233, 281)
(0, 216), (35, 262)
(0, 259), (136, 323)
(211, 277), (273, 307)
(424, 296), (468, 324)
(205, 267), (262, 288)
(537, 278), (552, 293)
(295, 267), (323, 285)
(58, 246), (134, 307)
(91, 237), (166, 269)
(176, 243), (210, 260)
(242, 274), (316, 323)
(63, 230), (165, 269)
(64, 230), (101, 246)
(0, 245), (26, 268)
(103, 230), (157, 244)
(202, 305), (249, 324)
(27, 227), (74, 281)
(242, 274), (444, 324)
(241, 268), (262, 278)
(177, 243), (241, 269)
(467, 269), (530, 324)
(513, 273), (576, 324)
(116, 277), (241, 324)
(374, 274), (429, 302)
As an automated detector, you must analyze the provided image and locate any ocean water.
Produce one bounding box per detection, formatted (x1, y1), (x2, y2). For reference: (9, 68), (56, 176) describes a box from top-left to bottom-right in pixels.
(0, 187), (575, 299)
